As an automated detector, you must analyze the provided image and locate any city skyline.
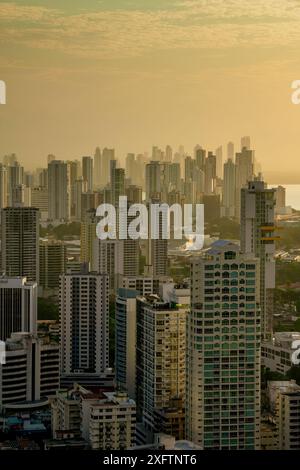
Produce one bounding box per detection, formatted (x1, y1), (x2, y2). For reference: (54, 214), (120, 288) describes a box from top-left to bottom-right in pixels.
(1, 1), (300, 180)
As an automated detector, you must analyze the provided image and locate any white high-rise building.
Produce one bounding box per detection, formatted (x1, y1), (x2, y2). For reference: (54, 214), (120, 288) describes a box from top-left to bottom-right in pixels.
(48, 160), (69, 222)
(115, 288), (139, 399)
(1, 207), (39, 282)
(60, 270), (109, 379)
(0, 276), (37, 341)
(186, 241), (261, 449)
(0, 332), (59, 410)
(241, 180), (276, 338)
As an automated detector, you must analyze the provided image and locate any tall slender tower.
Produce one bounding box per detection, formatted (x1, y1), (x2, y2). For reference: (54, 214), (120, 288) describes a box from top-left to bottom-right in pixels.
(1, 207), (39, 282)
(235, 148), (254, 219)
(0, 164), (8, 209)
(60, 269), (109, 378)
(93, 147), (102, 189)
(0, 276), (37, 341)
(186, 241), (261, 449)
(48, 160), (69, 222)
(82, 156), (93, 192)
(240, 180), (276, 338)
(222, 159), (236, 217)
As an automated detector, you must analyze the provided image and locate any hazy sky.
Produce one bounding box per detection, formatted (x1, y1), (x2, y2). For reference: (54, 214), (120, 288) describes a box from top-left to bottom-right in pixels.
(1, 0), (300, 180)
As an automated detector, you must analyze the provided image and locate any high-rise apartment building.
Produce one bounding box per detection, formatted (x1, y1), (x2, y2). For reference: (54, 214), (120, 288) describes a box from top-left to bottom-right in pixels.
(60, 270), (109, 379)
(74, 177), (87, 221)
(136, 293), (187, 439)
(80, 208), (98, 265)
(7, 161), (24, 206)
(1, 207), (39, 282)
(111, 166), (125, 207)
(204, 152), (216, 194)
(186, 241), (261, 449)
(215, 146), (223, 179)
(101, 148), (115, 187)
(0, 332), (59, 410)
(241, 136), (251, 150)
(92, 239), (121, 291)
(48, 160), (69, 222)
(31, 186), (48, 220)
(268, 381), (300, 449)
(115, 288), (139, 399)
(222, 159), (236, 218)
(93, 147), (102, 189)
(39, 240), (66, 293)
(235, 148), (255, 219)
(0, 276), (37, 341)
(81, 390), (136, 450)
(0, 164), (8, 209)
(227, 142), (234, 159)
(82, 156), (93, 192)
(145, 161), (162, 201)
(241, 180), (276, 338)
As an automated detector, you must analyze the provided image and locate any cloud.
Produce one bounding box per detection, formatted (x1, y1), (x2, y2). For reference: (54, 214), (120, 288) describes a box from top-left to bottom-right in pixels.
(1, 0), (300, 64)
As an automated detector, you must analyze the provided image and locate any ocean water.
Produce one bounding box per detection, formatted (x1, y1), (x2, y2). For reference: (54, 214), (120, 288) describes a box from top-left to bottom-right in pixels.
(270, 184), (300, 210)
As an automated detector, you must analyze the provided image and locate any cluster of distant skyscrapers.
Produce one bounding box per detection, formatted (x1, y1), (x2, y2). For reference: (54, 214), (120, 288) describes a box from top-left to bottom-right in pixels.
(0, 136), (299, 451)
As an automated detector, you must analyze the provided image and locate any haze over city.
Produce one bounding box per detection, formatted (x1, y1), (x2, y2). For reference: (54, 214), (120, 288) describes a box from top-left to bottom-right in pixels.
(1, 0), (300, 180)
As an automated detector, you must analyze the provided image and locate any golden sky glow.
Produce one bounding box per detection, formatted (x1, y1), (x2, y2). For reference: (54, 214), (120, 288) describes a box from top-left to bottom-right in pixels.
(0, 0), (300, 180)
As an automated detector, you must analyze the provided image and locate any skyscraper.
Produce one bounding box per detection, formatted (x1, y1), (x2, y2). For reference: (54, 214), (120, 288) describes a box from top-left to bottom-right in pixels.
(227, 142), (234, 159)
(115, 288), (139, 399)
(186, 241), (261, 449)
(195, 147), (206, 172)
(235, 147), (255, 219)
(145, 161), (162, 201)
(0, 332), (59, 409)
(0, 276), (37, 341)
(7, 161), (24, 206)
(60, 269), (109, 379)
(80, 208), (98, 265)
(101, 148), (115, 187)
(215, 145), (223, 179)
(205, 152), (216, 194)
(39, 240), (66, 294)
(82, 156), (93, 192)
(0, 164), (8, 209)
(136, 292), (187, 439)
(145, 201), (168, 277)
(241, 136), (251, 150)
(48, 160), (69, 222)
(222, 159), (236, 218)
(93, 147), (102, 189)
(1, 207), (39, 282)
(111, 166), (125, 207)
(241, 180), (276, 338)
